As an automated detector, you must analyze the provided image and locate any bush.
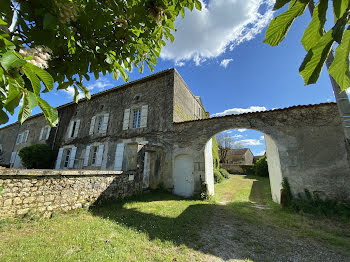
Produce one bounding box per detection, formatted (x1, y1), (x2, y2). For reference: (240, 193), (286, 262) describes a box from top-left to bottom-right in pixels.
(241, 165), (255, 176)
(214, 170), (224, 184)
(254, 155), (269, 177)
(219, 168), (230, 179)
(18, 144), (54, 169)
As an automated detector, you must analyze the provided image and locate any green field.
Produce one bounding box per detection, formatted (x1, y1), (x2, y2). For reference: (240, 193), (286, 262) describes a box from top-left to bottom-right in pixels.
(0, 175), (349, 261)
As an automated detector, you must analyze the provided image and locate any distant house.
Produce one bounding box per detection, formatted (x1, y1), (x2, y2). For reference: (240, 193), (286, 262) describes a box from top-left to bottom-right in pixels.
(223, 148), (254, 165)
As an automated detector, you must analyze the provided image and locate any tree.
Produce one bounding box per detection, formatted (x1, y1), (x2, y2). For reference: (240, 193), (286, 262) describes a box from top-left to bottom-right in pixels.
(216, 133), (242, 163)
(18, 144), (53, 169)
(0, 0), (202, 126)
(264, 0), (350, 144)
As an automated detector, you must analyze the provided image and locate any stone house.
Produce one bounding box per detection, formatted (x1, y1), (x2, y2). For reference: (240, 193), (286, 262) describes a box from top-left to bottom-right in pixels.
(222, 148), (254, 165)
(0, 69), (211, 197)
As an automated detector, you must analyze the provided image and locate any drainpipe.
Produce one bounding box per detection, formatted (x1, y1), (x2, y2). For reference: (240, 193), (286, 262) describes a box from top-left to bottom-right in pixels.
(52, 111), (61, 150)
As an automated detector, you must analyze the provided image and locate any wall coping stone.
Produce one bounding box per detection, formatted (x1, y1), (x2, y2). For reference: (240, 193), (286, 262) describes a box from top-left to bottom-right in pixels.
(0, 169), (124, 177)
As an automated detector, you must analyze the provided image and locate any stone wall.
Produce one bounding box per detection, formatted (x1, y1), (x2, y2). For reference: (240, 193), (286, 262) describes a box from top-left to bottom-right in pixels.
(0, 169), (142, 218)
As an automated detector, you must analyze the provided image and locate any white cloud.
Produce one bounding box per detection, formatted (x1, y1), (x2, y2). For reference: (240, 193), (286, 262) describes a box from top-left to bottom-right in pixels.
(175, 61), (185, 67)
(65, 86), (84, 100)
(223, 130), (233, 134)
(346, 88), (350, 95)
(232, 134), (243, 139)
(212, 106), (267, 117)
(87, 78), (114, 90)
(235, 139), (262, 147)
(161, 0), (274, 65)
(220, 58), (233, 68)
(260, 135), (265, 140)
(237, 128), (247, 133)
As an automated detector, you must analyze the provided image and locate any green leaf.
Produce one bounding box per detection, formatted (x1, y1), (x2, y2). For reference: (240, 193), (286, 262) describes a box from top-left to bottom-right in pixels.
(22, 64), (41, 95)
(36, 96), (58, 127)
(0, 108), (9, 124)
(194, 0), (202, 10)
(26, 63), (54, 91)
(301, 0), (328, 51)
(299, 30), (334, 85)
(0, 18), (7, 25)
(4, 78), (23, 115)
(68, 33), (76, 55)
(18, 91), (38, 124)
(332, 0), (350, 22)
(329, 28), (350, 91)
(332, 11), (350, 43)
(73, 85), (79, 103)
(43, 13), (59, 30)
(264, 0), (310, 46)
(57, 82), (70, 90)
(273, 0), (292, 11)
(113, 70), (119, 80)
(116, 63), (129, 82)
(0, 51), (26, 71)
(76, 82), (91, 100)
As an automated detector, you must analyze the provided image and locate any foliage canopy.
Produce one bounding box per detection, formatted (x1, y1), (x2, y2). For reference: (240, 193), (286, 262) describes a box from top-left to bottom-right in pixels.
(18, 143), (53, 169)
(264, 0), (350, 92)
(0, 0), (202, 126)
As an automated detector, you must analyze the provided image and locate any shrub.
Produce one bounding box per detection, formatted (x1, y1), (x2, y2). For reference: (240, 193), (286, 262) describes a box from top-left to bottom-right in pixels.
(241, 165), (255, 176)
(281, 177), (292, 208)
(214, 170), (224, 184)
(18, 144), (54, 169)
(219, 168), (230, 179)
(254, 155), (269, 177)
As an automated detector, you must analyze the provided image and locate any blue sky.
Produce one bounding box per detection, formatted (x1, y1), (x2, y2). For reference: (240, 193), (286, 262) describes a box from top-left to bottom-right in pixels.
(5, 0), (350, 156)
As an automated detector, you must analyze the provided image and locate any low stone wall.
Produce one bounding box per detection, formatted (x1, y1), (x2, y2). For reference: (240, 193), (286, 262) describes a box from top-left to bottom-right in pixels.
(220, 164), (245, 174)
(0, 169), (142, 218)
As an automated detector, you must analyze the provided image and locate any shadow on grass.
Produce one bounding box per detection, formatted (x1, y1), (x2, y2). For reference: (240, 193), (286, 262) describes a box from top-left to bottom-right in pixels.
(88, 188), (350, 261)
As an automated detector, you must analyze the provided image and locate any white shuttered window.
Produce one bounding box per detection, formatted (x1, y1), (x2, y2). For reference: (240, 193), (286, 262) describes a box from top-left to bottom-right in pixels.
(114, 143), (124, 171)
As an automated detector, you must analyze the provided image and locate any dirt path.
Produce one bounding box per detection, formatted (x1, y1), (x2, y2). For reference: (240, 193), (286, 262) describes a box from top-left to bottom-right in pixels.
(197, 178), (350, 262)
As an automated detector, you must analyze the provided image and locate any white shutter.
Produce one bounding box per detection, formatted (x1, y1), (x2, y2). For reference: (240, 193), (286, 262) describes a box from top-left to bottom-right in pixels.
(101, 114), (109, 135)
(89, 116), (96, 135)
(10, 151), (16, 164)
(67, 121), (74, 138)
(24, 130), (29, 143)
(39, 128), (44, 140)
(96, 144), (104, 166)
(140, 105), (148, 128)
(68, 146), (77, 168)
(55, 148), (64, 169)
(45, 127), (51, 140)
(114, 143), (124, 171)
(83, 145), (91, 166)
(16, 134), (22, 145)
(73, 120), (80, 138)
(122, 109), (130, 130)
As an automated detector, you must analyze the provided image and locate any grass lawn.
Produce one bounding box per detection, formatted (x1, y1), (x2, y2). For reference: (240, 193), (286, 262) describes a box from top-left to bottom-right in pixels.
(0, 174), (349, 261)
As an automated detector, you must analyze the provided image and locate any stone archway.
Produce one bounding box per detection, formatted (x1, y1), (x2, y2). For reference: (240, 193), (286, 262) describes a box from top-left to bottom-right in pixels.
(172, 103), (350, 202)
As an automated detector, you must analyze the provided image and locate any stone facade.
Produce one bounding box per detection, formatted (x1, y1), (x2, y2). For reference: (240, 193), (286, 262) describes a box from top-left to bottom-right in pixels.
(0, 69), (208, 197)
(0, 170), (141, 218)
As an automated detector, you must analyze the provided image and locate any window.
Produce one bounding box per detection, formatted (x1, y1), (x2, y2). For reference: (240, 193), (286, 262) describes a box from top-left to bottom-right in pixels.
(63, 149), (71, 168)
(40, 126), (51, 140)
(16, 130), (29, 144)
(55, 146), (77, 169)
(132, 109), (141, 128)
(89, 114), (109, 135)
(97, 116), (104, 133)
(123, 105), (148, 130)
(67, 120), (80, 138)
(83, 143), (105, 167)
(91, 146), (98, 165)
